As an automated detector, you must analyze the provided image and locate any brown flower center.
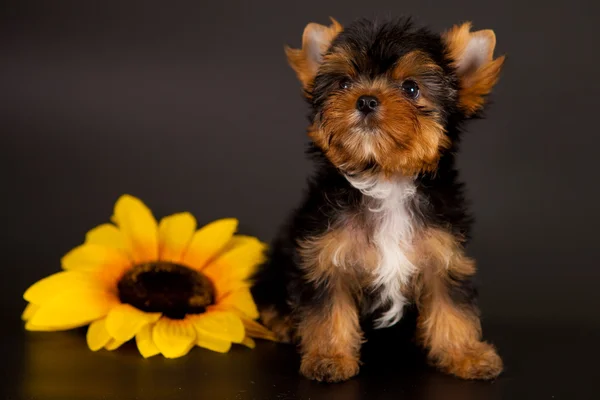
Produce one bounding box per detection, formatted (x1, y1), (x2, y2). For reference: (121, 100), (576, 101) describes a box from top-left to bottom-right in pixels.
(117, 261), (215, 319)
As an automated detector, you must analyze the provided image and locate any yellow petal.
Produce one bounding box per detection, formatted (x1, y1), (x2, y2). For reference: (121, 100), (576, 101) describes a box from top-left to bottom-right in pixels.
(111, 195), (158, 263)
(221, 235), (262, 253)
(21, 303), (40, 321)
(240, 317), (277, 341)
(153, 318), (197, 358)
(87, 318), (111, 351)
(105, 338), (127, 351)
(25, 320), (90, 331)
(240, 337), (256, 349)
(85, 224), (129, 254)
(182, 218), (238, 270)
(196, 333), (232, 353)
(23, 271), (97, 305)
(105, 303), (161, 342)
(211, 280), (251, 300)
(191, 311), (244, 343)
(28, 287), (113, 329)
(217, 288), (259, 319)
(136, 324), (160, 358)
(203, 237), (266, 294)
(158, 212), (197, 263)
(61, 244), (130, 272)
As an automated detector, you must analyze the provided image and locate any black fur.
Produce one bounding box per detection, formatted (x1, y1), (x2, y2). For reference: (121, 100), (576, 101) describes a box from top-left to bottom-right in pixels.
(311, 18), (460, 136)
(252, 17), (477, 336)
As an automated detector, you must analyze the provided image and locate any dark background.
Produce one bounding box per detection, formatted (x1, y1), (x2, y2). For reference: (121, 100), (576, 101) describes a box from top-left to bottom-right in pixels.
(2, 0), (599, 399)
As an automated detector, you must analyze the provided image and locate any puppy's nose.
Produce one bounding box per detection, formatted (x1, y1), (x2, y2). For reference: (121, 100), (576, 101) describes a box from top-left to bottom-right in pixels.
(356, 95), (379, 115)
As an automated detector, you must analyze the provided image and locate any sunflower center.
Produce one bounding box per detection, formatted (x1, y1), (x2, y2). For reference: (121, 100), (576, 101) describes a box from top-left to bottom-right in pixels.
(117, 261), (215, 320)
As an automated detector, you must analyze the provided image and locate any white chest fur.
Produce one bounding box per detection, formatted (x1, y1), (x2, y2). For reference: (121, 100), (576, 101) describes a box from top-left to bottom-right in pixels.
(346, 175), (417, 328)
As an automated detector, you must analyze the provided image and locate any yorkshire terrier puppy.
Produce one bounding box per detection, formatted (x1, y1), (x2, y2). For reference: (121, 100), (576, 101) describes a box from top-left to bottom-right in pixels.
(252, 16), (505, 383)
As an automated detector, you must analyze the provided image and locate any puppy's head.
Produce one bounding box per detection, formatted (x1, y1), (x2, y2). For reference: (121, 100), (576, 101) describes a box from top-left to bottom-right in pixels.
(285, 17), (505, 176)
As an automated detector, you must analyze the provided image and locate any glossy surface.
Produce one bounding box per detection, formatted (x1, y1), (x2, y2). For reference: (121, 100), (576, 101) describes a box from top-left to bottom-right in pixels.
(3, 308), (599, 399)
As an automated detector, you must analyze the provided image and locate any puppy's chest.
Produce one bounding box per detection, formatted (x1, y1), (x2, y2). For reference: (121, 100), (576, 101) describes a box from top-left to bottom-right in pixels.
(330, 178), (419, 283)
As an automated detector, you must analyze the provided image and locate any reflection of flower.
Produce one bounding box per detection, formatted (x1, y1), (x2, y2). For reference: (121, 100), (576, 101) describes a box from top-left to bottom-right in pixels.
(22, 195), (275, 358)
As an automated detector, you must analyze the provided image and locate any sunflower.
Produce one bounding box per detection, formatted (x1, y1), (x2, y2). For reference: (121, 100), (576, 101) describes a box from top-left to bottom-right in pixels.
(22, 195), (275, 358)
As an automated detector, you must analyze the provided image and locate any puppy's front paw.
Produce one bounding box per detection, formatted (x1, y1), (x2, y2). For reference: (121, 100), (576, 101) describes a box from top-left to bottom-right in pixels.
(440, 342), (503, 380)
(300, 353), (360, 383)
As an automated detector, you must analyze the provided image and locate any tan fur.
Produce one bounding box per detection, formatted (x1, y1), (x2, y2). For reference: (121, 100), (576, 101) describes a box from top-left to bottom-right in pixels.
(411, 228), (475, 278)
(278, 19), (504, 383)
(259, 306), (294, 343)
(304, 48), (452, 176)
(285, 18), (343, 90)
(391, 50), (444, 82)
(297, 281), (362, 382)
(411, 228), (503, 380)
(443, 22), (506, 115)
(297, 224), (378, 286)
(294, 225), (370, 382)
(308, 72), (450, 176)
(319, 46), (356, 78)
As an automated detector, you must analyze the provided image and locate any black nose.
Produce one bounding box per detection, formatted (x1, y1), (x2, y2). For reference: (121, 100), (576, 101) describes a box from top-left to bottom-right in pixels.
(356, 95), (379, 114)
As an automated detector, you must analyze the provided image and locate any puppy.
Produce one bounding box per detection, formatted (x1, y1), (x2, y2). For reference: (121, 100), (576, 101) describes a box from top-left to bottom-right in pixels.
(252, 16), (505, 383)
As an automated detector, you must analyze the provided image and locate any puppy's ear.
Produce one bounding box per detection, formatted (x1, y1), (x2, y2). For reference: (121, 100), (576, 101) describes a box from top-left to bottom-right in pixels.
(285, 17), (343, 90)
(443, 22), (505, 116)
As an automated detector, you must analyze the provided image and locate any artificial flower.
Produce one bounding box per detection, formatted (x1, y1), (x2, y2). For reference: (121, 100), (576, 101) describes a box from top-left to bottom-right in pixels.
(22, 195), (275, 358)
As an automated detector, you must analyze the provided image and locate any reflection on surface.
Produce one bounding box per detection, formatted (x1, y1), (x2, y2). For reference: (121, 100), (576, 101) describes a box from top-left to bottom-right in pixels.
(21, 329), (300, 400)
(22, 329), (146, 399)
(415, 372), (504, 400)
(20, 323), (507, 400)
(13, 308), (600, 400)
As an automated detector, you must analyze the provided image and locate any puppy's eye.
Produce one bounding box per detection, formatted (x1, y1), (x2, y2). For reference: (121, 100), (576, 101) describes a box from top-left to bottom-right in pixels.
(401, 79), (420, 99)
(339, 78), (352, 90)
